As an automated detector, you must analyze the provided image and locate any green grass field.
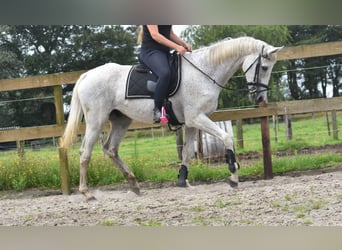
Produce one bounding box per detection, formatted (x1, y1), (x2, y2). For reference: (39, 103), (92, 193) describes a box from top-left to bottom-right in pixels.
(0, 112), (341, 191)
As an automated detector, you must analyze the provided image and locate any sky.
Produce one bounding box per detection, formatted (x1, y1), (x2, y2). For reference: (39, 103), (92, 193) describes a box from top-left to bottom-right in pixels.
(172, 25), (188, 36)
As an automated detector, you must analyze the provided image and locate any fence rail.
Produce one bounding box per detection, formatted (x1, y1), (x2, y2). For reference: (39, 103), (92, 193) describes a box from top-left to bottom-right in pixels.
(2, 96), (342, 143)
(210, 96), (342, 121)
(1, 40), (342, 194)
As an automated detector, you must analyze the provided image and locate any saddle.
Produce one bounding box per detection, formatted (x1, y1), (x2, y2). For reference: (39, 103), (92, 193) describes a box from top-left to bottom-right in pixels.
(125, 52), (181, 99)
(125, 52), (183, 127)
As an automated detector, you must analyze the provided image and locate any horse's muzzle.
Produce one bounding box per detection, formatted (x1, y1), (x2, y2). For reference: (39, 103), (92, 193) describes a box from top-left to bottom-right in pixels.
(257, 95), (265, 103)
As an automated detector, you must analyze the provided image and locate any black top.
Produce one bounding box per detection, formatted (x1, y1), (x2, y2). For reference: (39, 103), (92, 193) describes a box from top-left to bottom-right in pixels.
(141, 25), (172, 52)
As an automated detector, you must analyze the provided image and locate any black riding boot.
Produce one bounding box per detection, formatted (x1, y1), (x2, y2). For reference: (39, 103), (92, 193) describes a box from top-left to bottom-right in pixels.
(153, 107), (161, 123)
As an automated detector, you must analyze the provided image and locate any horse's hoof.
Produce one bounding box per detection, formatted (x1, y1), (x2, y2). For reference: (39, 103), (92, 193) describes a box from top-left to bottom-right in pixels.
(131, 187), (141, 195)
(86, 195), (97, 202)
(177, 179), (187, 187)
(82, 191), (97, 201)
(228, 178), (238, 188)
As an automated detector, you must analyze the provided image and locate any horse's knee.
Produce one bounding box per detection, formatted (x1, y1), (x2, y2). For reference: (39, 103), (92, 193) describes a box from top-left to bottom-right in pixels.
(222, 134), (234, 149)
(80, 157), (90, 168)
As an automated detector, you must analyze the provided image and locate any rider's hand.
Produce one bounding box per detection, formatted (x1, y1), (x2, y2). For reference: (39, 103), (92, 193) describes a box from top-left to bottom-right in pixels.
(185, 44), (192, 52)
(176, 45), (187, 55)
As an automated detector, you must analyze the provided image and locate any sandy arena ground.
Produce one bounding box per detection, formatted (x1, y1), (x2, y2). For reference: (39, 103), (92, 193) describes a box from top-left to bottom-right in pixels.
(0, 167), (341, 226)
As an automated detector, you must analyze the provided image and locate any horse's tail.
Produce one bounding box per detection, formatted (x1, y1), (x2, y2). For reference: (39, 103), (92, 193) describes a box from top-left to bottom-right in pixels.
(60, 73), (86, 149)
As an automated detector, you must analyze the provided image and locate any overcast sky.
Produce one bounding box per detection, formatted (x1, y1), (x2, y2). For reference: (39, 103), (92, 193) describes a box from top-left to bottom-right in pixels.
(173, 25), (188, 36)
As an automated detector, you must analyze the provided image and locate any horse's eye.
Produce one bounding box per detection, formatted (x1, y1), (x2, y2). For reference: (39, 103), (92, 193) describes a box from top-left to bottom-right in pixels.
(261, 66), (268, 71)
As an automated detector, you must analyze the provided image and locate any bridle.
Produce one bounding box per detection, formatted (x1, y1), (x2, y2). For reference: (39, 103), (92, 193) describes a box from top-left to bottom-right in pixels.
(182, 46), (269, 95)
(244, 45), (269, 95)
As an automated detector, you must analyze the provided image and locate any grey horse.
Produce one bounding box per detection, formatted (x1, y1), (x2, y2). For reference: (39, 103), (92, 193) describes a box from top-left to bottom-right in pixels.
(60, 36), (283, 200)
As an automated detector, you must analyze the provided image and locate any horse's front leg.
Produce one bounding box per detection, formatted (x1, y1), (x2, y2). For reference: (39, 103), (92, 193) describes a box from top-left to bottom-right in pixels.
(187, 113), (240, 187)
(177, 126), (197, 187)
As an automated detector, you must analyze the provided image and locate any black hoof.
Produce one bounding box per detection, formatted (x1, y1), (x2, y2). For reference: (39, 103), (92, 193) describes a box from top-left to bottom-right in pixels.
(228, 179), (238, 188)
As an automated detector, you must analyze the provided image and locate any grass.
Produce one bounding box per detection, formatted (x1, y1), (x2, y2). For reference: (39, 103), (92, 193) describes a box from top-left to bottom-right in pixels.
(0, 112), (342, 191)
(235, 112), (342, 153)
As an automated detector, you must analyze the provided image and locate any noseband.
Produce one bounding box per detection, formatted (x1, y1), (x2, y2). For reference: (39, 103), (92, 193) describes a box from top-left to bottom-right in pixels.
(244, 45), (269, 95)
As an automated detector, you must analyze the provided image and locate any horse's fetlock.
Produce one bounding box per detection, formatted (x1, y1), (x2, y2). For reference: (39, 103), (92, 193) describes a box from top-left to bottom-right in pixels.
(225, 149), (236, 165)
(229, 162), (240, 173)
(177, 165), (188, 187)
(225, 149), (239, 173)
(79, 186), (88, 194)
(80, 158), (90, 166)
(179, 165), (188, 177)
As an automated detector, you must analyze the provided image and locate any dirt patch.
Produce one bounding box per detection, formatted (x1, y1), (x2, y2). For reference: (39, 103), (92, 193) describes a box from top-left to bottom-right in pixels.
(0, 167), (341, 226)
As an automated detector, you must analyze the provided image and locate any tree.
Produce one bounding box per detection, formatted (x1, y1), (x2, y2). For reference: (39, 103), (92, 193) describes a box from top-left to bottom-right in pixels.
(70, 25), (137, 71)
(0, 25), (23, 79)
(182, 25), (289, 48)
(0, 25), (138, 128)
(2, 25), (137, 75)
(287, 25), (342, 99)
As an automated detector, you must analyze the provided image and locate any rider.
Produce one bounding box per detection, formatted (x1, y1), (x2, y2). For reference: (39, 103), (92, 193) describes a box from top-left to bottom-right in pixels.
(138, 25), (192, 123)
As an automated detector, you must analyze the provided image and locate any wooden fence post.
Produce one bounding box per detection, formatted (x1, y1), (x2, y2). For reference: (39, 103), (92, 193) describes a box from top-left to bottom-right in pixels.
(58, 143), (71, 195)
(326, 112), (331, 136)
(285, 114), (292, 141)
(54, 84), (71, 195)
(259, 101), (273, 179)
(332, 110), (338, 140)
(197, 129), (203, 161)
(236, 119), (244, 149)
(272, 115), (278, 142)
(17, 140), (25, 159)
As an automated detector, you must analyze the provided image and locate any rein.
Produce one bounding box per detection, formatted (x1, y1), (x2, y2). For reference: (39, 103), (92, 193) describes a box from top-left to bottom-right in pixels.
(181, 46), (269, 95)
(181, 55), (242, 92)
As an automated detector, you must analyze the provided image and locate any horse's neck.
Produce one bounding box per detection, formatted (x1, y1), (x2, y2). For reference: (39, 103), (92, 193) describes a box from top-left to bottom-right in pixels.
(217, 56), (244, 84)
(189, 51), (244, 85)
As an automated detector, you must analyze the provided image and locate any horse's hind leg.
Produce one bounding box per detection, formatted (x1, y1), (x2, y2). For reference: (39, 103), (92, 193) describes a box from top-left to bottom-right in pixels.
(79, 122), (104, 200)
(103, 111), (140, 195)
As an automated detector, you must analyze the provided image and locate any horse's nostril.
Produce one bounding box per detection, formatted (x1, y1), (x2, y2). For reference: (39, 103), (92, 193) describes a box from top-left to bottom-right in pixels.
(257, 96), (264, 103)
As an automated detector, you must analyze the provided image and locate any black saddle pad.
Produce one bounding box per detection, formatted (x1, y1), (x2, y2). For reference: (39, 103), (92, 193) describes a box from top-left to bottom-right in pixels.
(125, 53), (181, 99)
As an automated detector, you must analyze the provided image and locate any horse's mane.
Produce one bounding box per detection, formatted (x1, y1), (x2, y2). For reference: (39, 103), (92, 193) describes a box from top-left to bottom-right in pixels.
(196, 36), (268, 66)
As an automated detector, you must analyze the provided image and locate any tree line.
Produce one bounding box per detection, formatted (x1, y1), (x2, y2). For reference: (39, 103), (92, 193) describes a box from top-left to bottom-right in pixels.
(0, 25), (341, 128)
(0, 25), (138, 128)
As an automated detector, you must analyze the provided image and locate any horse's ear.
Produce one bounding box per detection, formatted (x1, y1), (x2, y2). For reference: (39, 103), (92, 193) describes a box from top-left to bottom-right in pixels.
(266, 46), (284, 56)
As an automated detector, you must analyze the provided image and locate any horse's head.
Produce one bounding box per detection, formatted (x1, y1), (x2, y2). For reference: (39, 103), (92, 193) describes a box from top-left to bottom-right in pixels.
(242, 45), (283, 103)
